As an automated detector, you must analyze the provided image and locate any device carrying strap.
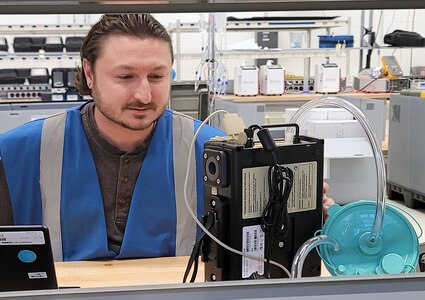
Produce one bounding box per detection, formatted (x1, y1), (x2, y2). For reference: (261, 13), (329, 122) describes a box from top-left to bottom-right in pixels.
(40, 112), (67, 262)
(183, 212), (215, 283)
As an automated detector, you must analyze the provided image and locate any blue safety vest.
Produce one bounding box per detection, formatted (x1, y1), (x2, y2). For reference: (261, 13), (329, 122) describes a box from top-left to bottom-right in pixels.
(0, 105), (223, 261)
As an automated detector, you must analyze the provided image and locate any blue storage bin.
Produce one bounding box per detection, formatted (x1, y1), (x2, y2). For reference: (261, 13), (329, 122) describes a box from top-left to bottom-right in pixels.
(319, 35), (354, 48)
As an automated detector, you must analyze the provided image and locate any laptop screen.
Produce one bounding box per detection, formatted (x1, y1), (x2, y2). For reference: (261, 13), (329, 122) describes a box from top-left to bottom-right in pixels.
(0, 225), (58, 292)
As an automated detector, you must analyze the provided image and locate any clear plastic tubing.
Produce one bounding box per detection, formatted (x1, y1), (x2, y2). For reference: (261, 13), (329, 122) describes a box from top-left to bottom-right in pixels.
(288, 96), (386, 245)
(291, 234), (340, 278)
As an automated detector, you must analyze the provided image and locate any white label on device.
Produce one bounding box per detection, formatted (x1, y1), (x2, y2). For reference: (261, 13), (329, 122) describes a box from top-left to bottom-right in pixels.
(0, 231), (45, 245)
(242, 225), (264, 278)
(28, 272), (48, 279)
(287, 162), (317, 212)
(242, 161), (317, 219)
(242, 167), (268, 219)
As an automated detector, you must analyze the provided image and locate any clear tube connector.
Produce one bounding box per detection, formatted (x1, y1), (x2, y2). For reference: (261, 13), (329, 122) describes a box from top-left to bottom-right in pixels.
(291, 235), (340, 278)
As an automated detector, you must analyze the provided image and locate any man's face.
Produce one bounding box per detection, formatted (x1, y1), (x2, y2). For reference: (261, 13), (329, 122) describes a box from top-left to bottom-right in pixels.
(83, 34), (172, 131)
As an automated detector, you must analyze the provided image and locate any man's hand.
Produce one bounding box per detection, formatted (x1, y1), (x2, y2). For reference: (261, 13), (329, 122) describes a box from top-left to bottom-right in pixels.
(323, 182), (335, 221)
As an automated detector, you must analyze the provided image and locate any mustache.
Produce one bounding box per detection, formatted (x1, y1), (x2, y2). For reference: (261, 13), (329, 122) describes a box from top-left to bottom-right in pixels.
(125, 102), (155, 110)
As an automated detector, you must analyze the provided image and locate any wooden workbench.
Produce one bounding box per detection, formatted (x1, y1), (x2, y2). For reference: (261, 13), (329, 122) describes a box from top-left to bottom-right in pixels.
(54, 256), (202, 288)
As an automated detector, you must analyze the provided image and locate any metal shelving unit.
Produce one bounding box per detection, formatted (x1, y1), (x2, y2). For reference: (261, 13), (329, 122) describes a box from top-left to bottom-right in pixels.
(0, 23), (87, 68)
(0, 53), (80, 61)
(178, 48), (351, 59)
(170, 18), (350, 32)
(0, 24), (91, 35)
(225, 18), (349, 31)
(223, 48), (350, 59)
(170, 18), (352, 82)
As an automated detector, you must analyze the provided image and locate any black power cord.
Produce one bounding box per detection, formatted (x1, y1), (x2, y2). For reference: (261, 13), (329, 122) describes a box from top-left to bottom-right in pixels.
(261, 152), (293, 278)
(261, 153), (293, 239)
(248, 124), (295, 278)
(183, 212), (215, 283)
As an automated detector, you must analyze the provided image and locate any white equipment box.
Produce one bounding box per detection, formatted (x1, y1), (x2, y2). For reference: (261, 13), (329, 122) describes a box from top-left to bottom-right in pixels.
(234, 65), (259, 96)
(259, 64), (284, 95)
(314, 63), (340, 93)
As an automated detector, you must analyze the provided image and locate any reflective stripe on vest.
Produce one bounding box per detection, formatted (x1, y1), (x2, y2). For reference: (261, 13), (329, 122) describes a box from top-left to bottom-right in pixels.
(40, 112), (67, 262)
(40, 110), (197, 261)
(172, 111), (196, 256)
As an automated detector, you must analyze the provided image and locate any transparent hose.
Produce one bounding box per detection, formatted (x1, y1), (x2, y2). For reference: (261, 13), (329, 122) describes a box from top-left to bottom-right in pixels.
(288, 96), (386, 245)
(291, 234), (340, 278)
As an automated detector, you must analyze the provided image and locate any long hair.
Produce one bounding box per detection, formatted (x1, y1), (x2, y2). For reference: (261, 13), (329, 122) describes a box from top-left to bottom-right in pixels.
(75, 13), (173, 95)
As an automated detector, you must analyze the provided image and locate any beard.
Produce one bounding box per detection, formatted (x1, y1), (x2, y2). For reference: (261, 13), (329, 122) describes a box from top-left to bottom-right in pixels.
(91, 82), (161, 131)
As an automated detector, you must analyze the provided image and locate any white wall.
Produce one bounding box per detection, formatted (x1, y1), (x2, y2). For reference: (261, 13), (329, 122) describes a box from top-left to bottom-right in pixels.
(1, 10), (425, 81)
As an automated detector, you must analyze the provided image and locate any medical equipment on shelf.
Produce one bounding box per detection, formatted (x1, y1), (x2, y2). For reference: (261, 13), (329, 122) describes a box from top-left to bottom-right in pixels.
(288, 96), (419, 278)
(0, 68), (50, 100)
(234, 64), (259, 96)
(259, 62), (285, 95)
(354, 77), (389, 93)
(354, 67), (385, 93)
(314, 63), (340, 93)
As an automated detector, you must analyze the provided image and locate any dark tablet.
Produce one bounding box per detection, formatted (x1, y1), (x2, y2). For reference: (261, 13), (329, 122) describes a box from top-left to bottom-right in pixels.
(0, 225), (58, 292)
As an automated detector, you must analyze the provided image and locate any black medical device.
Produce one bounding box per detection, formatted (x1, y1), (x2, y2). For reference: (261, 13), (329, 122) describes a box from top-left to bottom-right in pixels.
(201, 124), (324, 281)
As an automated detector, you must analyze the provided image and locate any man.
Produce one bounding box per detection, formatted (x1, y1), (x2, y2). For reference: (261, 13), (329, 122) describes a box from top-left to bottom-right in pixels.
(0, 13), (223, 261)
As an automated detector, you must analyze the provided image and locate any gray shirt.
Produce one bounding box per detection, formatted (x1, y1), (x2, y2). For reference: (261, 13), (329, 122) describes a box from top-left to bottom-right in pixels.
(0, 159), (13, 225)
(0, 102), (151, 255)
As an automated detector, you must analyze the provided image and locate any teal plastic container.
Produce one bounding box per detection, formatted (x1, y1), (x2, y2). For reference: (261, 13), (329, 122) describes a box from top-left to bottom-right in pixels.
(319, 201), (419, 276)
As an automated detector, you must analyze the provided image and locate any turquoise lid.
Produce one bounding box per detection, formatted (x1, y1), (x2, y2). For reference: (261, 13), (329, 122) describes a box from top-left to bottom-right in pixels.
(319, 201), (419, 276)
